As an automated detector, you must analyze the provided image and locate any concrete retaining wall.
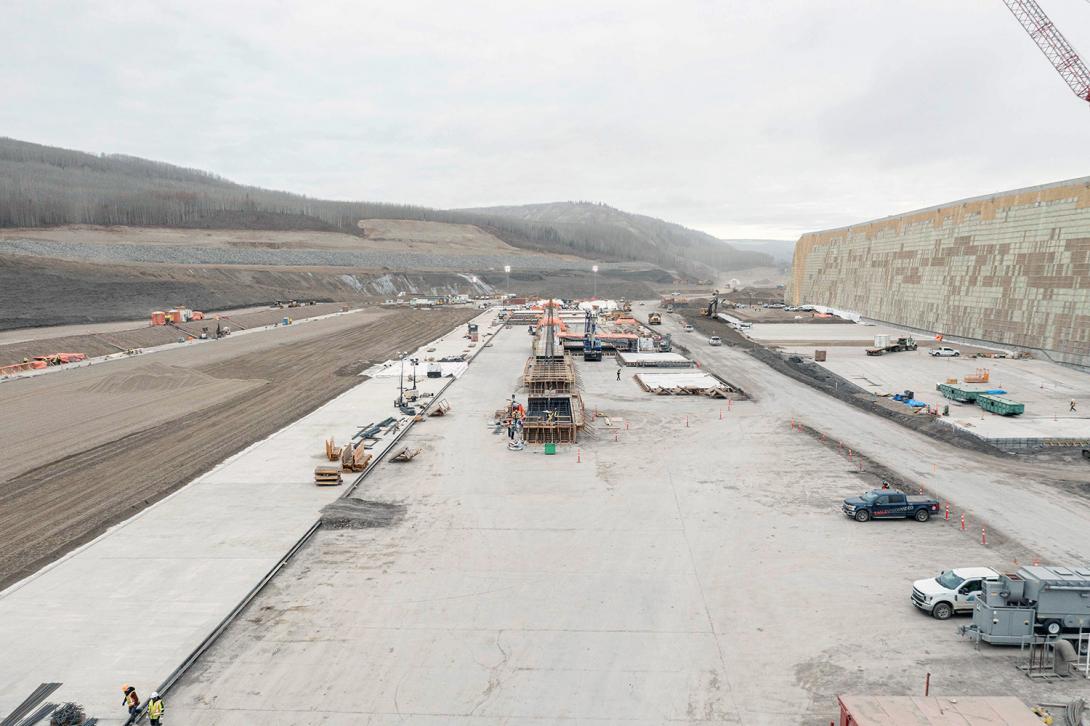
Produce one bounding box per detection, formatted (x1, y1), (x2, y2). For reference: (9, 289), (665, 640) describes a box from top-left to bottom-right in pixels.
(786, 177), (1090, 368)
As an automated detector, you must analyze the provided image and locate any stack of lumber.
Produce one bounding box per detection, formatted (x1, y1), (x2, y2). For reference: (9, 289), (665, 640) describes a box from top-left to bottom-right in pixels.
(314, 466), (342, 486)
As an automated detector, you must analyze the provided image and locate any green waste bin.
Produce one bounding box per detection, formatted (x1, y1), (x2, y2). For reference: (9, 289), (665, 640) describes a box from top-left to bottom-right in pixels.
(544, 443), (557, 455)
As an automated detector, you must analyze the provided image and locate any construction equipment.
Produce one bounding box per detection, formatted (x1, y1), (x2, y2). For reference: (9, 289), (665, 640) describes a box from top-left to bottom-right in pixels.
(865, 336), (917, 356)
(969, 565), (1090, 643)
(314, 466), (343, 486)
(977, 394), (1026, 416)
(648, 312), (662, 325)
(658, 333), (672, 353)
(703, 290), (721, 317)
(429, 399), (452, 416)
(391, 446), (422, 462)
(1002, 0), (1090, 104)
(582, 309), (603, 361)
(964, 368), (991, 383)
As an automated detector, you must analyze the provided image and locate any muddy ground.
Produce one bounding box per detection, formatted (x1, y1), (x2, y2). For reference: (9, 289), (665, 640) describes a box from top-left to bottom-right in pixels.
(0, 302), (352, 363)
(0, 307), (475, 589)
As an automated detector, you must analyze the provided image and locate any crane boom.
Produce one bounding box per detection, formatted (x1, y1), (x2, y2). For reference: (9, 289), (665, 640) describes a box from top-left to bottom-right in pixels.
(1002, 0), (1090, 102)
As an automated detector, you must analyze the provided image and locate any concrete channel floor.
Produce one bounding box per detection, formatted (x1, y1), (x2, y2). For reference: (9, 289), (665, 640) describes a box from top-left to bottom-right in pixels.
(166, 321), (1090, 724)
(660, 311), (1090, 565)
(0, 309), (497, 722)
(779, 344), (1090, 440)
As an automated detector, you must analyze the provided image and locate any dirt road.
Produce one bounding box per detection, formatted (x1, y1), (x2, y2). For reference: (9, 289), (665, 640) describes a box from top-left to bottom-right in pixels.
(0, 307), (475, 589)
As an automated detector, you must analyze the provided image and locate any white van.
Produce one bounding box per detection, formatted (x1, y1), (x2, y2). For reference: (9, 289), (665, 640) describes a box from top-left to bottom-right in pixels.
(708, 336), (722, 346)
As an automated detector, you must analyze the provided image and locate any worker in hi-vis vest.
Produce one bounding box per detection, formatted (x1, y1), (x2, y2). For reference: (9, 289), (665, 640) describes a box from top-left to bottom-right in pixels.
(121, 684), (140, 724)
(147, 691), (165, 725)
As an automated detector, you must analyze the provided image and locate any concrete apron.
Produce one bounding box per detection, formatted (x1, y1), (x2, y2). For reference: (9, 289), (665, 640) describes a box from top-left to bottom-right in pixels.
(0, 310), (499, 722)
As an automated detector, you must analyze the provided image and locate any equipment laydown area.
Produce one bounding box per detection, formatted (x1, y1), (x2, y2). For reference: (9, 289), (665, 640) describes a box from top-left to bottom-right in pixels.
(0, 307), (476, 589)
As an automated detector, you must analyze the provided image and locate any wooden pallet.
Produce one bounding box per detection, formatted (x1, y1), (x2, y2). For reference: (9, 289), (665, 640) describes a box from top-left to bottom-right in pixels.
(314, 466), (343, 486)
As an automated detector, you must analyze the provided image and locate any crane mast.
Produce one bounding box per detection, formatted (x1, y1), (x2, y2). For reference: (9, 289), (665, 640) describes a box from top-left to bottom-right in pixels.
(1002, 0), (1090, 103)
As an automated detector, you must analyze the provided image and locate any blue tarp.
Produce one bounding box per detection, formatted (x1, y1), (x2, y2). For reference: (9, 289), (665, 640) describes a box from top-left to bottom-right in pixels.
(984, 389), (1007, 395)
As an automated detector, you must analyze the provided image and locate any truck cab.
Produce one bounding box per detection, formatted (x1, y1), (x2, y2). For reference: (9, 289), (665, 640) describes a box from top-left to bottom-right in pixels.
(911, 567), (999, 620)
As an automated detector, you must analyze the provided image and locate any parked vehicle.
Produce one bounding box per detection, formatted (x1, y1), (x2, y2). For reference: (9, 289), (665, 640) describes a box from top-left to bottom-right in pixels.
(865, 336), (917, 356)
(842, 489), (940, 522)
(708, 336), (722, 346)
(970, 565), (1090, 642)
(930, 346), (961, 357)
(684, 324), (694, 332)
(911, 567), (999, 620)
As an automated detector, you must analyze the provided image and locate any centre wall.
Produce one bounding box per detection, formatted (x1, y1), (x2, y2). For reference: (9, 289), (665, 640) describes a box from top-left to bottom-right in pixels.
(786, 178), (1090, 368)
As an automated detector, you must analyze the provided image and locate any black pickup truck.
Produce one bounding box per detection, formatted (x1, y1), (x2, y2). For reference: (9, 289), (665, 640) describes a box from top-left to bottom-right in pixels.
(842, 490), (941, 522)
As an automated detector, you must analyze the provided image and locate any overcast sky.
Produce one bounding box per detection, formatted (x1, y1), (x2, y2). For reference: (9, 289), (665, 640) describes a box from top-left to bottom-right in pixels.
(3, 1), (1090, 240)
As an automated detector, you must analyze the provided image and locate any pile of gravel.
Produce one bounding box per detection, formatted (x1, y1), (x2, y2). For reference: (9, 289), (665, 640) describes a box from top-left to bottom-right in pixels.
(320, 499), (407, 529)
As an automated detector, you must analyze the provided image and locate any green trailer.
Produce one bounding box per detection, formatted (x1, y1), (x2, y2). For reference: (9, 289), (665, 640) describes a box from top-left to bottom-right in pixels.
(936, 383), (987, 403)
(977, 394), (1025, 416)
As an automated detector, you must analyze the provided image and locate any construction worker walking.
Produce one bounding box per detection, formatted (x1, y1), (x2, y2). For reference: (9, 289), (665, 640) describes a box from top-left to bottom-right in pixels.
(121, 684), (140, 725)
(1071, 399), (1078, 413)
(147, 691), (165, 725)
(616, 367), (622, 381)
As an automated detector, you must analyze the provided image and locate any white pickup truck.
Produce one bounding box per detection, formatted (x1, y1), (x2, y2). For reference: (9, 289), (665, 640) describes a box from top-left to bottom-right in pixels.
(929, 346), (960, 357)
(911, 567), (999, 619)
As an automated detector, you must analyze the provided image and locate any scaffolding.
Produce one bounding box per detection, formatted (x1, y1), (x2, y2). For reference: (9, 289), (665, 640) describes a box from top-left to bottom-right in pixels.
(522, 393), (585, 444)
(520, 300), (585, 442)
(523, 355), (576, 395)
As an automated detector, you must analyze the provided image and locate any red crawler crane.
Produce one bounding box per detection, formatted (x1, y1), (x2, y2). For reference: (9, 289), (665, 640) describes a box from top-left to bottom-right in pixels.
(1002, 0), (1090, 103)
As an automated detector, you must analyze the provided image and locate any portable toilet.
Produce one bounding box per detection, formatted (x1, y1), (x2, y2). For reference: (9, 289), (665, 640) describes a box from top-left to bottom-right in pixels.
(150, 311), (166, 326)
(166, 309), (180, 323)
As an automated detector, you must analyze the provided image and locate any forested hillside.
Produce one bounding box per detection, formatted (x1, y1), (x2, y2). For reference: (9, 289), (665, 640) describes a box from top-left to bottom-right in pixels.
(0, 137), (773, 275)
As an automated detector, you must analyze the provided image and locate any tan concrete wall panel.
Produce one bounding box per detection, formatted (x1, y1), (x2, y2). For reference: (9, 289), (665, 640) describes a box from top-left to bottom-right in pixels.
(786, 178), (1090, 367)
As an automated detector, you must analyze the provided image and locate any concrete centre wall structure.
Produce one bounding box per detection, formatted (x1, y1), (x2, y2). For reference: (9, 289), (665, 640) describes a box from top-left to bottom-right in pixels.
(786, 177), (1090, 368)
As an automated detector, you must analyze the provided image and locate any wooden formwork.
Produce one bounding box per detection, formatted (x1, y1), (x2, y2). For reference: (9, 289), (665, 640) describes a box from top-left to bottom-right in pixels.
(523, 354), (576, 395)
(522, 393), (585, 444)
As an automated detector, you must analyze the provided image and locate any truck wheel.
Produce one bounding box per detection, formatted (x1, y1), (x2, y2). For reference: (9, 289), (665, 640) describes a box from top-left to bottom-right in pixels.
(914, 509), (931, 522)
(854, 510), (871, 522)
(1044, 620), (1062, 636)
(932, 602), (953, 620)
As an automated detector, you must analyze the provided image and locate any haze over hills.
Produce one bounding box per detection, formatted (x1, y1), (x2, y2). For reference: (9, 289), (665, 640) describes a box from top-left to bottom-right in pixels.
(0, 137), (775, 277)
(721, 239), (796, 266)
(463, 201), (776, 275)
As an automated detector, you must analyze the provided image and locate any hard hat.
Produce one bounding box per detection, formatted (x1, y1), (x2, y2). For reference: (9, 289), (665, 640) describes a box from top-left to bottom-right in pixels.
(151, 692), (159, 699)
(121, 684), (131, 691)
